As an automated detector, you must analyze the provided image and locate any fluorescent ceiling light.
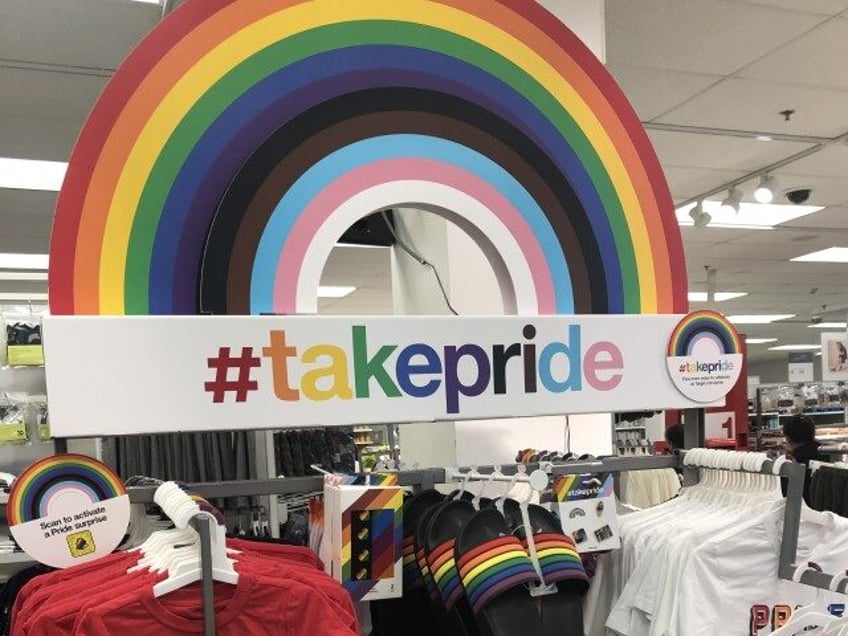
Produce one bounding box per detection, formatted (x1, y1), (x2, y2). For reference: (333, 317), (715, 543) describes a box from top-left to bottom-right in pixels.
(0, 158), (67, 192)
(808, 322), (848, 329)
(0, 292), (48, 302)
(769, 344), (822, 351)
(746, 338), (777, 344)
(756, 135), (773, 142)
(791, 247), (848, 263)
(317, 286), (356, 298)
(130, 0), (161, 3)
(688, 291), (747, 302)
(676, 200), (822, 230)
(0, 253), (48, 270)
(727, 314), (794, 325)
(0, 272), (47, 281)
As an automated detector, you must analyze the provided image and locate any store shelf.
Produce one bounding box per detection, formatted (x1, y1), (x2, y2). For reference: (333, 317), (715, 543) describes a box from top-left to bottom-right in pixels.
(615, 426), (646, 432)
(779, 410), (845, 417)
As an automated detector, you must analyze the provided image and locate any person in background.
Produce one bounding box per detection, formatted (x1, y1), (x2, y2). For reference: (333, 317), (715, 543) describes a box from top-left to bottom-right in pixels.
(665, 424), (685, 453)
(782, 415), (823, 505)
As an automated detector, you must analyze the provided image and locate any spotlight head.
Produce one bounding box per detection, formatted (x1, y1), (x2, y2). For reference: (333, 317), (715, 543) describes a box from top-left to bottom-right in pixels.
(720, 188), (743, 214)
(694, 210), (711, 229)
(689, 202), (710, 229)
(754, 175), (778, 203)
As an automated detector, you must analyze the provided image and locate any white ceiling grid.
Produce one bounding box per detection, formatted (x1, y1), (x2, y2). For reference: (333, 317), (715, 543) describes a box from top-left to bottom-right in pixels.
(0, 0), (847, 361)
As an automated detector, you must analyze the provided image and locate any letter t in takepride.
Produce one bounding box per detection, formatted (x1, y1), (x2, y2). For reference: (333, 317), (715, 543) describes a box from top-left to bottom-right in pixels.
(262, 330), (300, 401)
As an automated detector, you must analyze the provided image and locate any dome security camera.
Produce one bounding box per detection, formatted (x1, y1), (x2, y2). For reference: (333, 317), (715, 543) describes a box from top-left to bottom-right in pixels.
(785, 188), (812, 205)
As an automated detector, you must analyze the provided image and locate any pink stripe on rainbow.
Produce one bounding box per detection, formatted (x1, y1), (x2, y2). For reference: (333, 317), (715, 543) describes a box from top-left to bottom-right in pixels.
(273, 158), (556, 314)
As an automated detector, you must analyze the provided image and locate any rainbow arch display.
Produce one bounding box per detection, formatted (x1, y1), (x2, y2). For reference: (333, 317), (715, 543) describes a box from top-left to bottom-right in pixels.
(667, 310), (743, 358)
(7, 454), (125, 525)
(48, 0), (687, 316)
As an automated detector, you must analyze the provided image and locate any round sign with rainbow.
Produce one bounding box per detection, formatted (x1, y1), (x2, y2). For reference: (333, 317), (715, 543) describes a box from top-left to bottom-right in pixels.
(7, 454), (130, 568)
(666, 311), (743, 403)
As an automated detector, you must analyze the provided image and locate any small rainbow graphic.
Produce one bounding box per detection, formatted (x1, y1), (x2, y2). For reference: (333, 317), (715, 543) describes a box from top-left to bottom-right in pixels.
(667, 310), (742, 358)
(7, 454), (125, 526)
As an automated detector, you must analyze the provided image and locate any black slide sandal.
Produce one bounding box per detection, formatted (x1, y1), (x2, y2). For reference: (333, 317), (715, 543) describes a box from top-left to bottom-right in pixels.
(426, 500), (486, 636)
(456, 507), (545, 636)
(507, 502), (589, 636)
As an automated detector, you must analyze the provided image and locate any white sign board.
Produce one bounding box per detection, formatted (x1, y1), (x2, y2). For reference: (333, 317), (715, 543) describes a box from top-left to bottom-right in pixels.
(42, 315), (733, 437)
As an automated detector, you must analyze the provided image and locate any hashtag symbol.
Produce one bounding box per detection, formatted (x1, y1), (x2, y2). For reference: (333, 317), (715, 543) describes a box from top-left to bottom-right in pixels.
(204, 347), (261, 403)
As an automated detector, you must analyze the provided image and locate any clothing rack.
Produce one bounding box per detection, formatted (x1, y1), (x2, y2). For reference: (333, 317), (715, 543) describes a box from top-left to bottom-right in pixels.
(122, 451), (843, 636)
(125, 469), (446, 636)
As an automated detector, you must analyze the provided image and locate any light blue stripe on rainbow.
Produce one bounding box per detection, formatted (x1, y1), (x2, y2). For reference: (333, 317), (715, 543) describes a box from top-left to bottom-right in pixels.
(252, 134), (572, 314)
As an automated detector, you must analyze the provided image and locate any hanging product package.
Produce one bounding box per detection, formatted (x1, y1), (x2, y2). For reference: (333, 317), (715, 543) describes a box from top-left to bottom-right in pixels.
(546, 472), (620, 552)
(3, 315), (44, 367)
(0, 393), (29, 444)
(323, 474), (403, 601)
(30, 395), (49, 441)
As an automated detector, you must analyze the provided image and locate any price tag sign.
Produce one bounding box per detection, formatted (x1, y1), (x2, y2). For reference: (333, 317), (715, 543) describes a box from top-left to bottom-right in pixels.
(8, 454), (129, 568)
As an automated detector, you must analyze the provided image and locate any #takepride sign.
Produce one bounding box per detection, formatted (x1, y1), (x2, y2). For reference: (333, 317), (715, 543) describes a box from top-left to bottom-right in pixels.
(42, 312), (741, 437)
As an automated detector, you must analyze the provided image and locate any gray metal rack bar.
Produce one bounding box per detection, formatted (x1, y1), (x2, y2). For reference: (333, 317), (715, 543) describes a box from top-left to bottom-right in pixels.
(126, 469), (447, 504)
(191, 516), (216, 636)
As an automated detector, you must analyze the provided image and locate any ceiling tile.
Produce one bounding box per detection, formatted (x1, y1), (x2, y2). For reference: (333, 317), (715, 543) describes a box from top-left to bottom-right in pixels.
(740, 18), (848, 90)
(732, 0), (848, 17)
(0, 0), (158, 71)
(608, 65), (720, 121)
(767, 173), (848, 206)
(784, 206), (848, 229)
(0, 67), (105, 123)
(606, 0), (824, 74)
(657, 77), (848, 137)
(663, 165), (748, 199)
(0, 115), (78, 161)
(648, 130), (812, 171)
(783, 145), (848, 178)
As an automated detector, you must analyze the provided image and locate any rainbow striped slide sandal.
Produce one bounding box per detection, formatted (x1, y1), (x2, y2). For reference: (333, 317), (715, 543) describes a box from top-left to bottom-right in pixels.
(456, 508), (545, 635)
(426, 500), (481, 636)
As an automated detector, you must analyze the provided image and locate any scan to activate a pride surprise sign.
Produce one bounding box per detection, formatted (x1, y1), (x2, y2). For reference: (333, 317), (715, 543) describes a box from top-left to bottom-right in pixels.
(42, 312), (742, 437)
(665, 311), (743, 403)
(8, 455), (129, 568)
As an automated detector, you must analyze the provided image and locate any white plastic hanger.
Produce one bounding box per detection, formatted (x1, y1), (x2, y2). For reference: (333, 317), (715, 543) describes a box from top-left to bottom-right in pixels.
(127, 482), (239, 595)
(153, 513), (238, 597)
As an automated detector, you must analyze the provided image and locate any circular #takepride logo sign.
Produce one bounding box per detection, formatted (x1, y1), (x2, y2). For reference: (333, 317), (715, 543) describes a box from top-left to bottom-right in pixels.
(666, 310), (743, 403)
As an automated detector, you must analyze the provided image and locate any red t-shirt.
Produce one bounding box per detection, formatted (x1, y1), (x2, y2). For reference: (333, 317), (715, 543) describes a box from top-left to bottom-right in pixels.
(74, 572), (356, 635)
(17, 543), (355, 636)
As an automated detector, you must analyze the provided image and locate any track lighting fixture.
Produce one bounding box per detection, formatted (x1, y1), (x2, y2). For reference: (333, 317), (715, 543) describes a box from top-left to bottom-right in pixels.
(689, 201), (711, 229)
(720, 188), (743, 214)
(754, 175), (778, 204)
